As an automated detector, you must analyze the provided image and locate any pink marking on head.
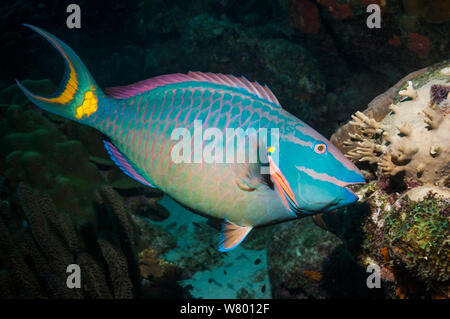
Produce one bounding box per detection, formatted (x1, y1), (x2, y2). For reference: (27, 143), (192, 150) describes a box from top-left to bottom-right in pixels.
(284, 134), (313, 148)
(295, 166), (349, 188)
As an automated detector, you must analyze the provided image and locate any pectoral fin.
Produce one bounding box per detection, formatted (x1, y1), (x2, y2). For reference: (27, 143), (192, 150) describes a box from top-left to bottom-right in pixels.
(235, 162), (272, 191)
(233, 132), (273, 192)
(219, 219), (252, 252)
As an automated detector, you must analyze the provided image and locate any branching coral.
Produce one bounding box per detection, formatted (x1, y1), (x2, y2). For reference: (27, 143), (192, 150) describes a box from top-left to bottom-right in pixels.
(327, 62), (450, 299)
(342, 64), (449, 187)
(398, 81), (418, 99)
(343, 111), (386, 165)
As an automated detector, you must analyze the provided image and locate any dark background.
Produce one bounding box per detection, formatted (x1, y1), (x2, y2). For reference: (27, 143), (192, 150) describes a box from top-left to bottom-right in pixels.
(1, 0), (449, 136)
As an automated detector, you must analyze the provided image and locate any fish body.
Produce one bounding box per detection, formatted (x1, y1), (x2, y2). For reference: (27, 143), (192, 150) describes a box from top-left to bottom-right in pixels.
(100, 82), (292, 227)
(17, 25), (365, 251)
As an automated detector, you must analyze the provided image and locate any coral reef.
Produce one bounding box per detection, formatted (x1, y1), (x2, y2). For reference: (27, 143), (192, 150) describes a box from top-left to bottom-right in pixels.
(0, 80), (192, 299)
(0, 183), (140, 298)
(283, 0), (450, 89)
(267, 218), (382, 298)
(0, 180), (191, 299)
(126, 194), (170, 222)
(0, 81), (106, 223)
(0, 81), (158, 219)
(323, 61), (450, 298)
(139, 247), (187, 298)
(384, 191), (449, 283)
(358, 183), (449, 298)
(336, 61), (449, 187)
(313, 182), (449, 298)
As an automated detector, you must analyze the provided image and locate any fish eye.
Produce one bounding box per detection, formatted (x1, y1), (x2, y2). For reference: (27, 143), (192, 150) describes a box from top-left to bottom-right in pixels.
(314, 143), (327, 154)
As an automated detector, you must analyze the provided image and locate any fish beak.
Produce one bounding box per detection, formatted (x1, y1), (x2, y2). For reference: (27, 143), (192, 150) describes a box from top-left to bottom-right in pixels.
(342, 167), (366, 198)
(342, 181), (365, 203)
(344, 182), (364, 196)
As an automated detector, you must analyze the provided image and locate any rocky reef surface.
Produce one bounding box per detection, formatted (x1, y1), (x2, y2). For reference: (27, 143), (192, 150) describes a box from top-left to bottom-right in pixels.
(267, 217), (385, 298)
(336, 61), (449, 298)
(315, 61), (448, 299)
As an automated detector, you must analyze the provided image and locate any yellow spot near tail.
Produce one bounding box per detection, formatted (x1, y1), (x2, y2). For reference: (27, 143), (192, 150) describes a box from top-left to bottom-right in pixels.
(75, 88), (98, 119)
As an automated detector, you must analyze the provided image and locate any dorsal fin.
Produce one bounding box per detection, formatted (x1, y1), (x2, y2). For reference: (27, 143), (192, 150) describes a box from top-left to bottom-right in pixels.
(103, 140), (156, 188)
(105, 71), (281, 106)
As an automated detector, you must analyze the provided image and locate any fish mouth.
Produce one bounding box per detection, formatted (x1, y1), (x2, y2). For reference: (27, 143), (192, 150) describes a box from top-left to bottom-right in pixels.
(343, 182), (365, 198)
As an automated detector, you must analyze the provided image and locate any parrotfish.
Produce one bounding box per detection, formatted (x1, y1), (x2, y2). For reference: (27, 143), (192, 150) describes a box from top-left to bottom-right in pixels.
(17, 25), (365, 251)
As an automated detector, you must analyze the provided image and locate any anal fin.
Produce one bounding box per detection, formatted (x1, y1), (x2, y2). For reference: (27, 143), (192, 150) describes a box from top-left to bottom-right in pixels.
(103, 140), (156, 188)
(219, 219), (252, 252)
